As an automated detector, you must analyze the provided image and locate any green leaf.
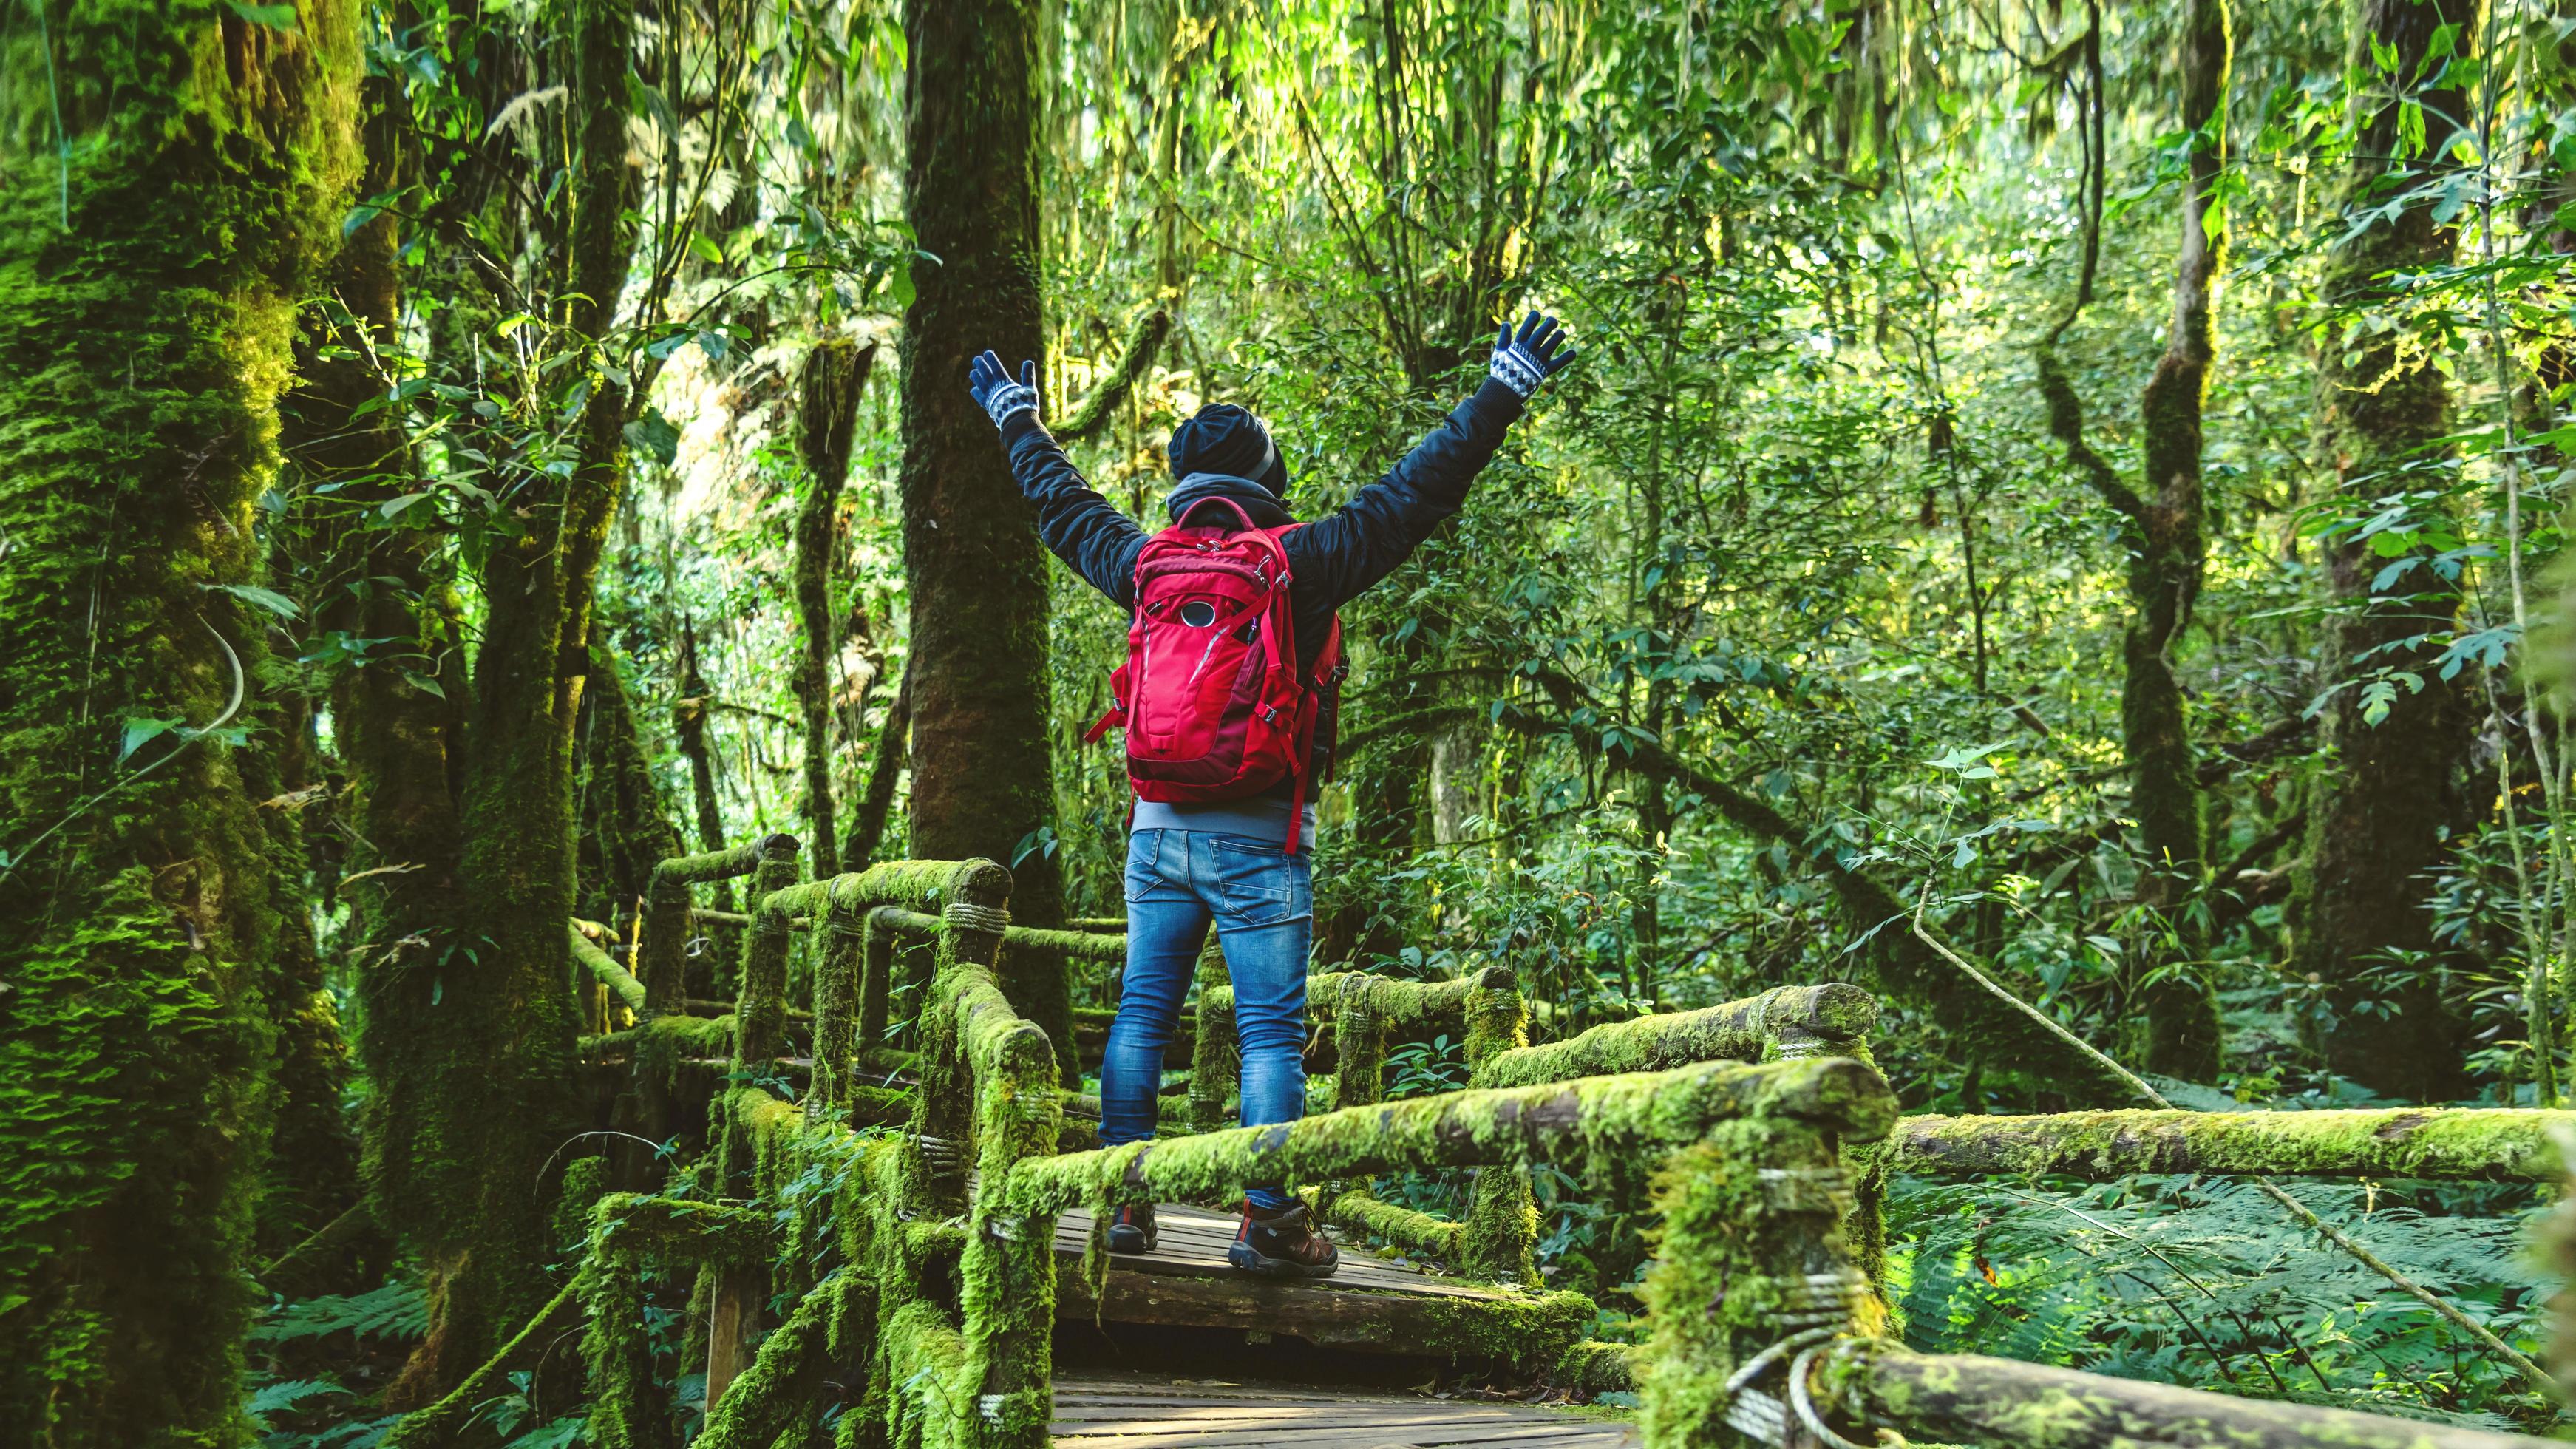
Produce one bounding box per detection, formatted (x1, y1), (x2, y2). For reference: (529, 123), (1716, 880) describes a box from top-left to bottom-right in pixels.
(624, 410), (681, 466)
(226, 1), (300, 29)
(208, 582), (300, 619)
(687, 232), (725, 265)
(380, 492), (431, 520)
(120, 717), (180, 763)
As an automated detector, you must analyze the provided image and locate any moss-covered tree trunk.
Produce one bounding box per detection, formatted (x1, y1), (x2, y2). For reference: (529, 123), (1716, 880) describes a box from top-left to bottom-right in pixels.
(366, 0), (642, 1403)
(898, 0), (1067, 1049)
(0, 3), (358, 1442)
(793, 338), (877, 880)
(576, 642), (686, 927)
(2288, 0), (2484, 1102)
(2121, 0), (2230, 1079)
(281, 41), (483, 1323)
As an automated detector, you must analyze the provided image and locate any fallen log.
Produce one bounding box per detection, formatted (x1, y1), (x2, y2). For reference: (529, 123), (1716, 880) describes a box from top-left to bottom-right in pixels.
(1823, 1342), (2553, 1449)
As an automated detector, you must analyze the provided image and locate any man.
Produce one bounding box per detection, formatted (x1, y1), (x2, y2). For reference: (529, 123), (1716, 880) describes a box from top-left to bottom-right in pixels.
(966, 313), (1575, 1277)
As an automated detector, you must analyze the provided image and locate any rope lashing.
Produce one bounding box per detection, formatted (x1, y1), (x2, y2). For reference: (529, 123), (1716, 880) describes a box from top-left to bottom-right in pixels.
(943, 900), (1011, 934)
(1713, 1260), (1871, 1447)
(1787, 1340), (1875, 1449)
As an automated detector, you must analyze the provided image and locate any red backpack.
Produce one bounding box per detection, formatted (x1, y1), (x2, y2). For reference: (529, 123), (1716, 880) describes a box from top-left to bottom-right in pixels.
(1084, 498), (1342, 852)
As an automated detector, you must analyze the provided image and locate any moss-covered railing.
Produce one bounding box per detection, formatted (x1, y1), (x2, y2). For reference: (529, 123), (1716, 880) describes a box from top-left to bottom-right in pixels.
(1889, 1106), (2576, 1181)
(531, 844), (2574, 1449)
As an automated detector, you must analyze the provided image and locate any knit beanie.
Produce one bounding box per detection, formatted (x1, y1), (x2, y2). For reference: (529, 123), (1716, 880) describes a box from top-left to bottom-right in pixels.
(1167, 403), (1288, 497)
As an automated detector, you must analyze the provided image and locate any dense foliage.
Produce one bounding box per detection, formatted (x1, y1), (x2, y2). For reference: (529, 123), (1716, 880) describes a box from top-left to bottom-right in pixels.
(13, 0), (2576, 1443)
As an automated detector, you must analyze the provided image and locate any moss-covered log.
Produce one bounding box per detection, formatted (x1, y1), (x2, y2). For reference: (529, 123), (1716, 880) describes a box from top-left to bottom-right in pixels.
(1821, 1342), (2549, 1449)
(1009, 1056), (1894, 1215)
(1639, 1118), (1883, 1449)
(1053, 1269), (1594, 1369)
(1552, 1340), (1642, 1395)
(1305, 1186), (1466, 1263)
(1005, 926), (1129, 960)
(1472, 985), (1875, 1090)
(571, 922), (650, 1019)
(1888, 1107), (2576, 1181)
(0, 4), (359, 1442)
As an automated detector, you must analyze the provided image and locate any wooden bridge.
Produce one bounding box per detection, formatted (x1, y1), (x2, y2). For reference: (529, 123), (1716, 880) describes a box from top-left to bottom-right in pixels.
(447, 838), (2576, 1449)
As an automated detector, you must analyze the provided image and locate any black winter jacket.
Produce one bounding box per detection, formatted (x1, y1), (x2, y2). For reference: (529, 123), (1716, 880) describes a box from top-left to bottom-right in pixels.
(998, 376), (1528, 670)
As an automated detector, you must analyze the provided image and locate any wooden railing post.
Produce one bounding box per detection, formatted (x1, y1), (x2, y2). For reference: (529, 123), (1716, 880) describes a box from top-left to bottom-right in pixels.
(727, 832), (805, 1074)
(1460, 967), (1537, 1286)
(641, 839), (774, 1011)
(708, 831), (802, 1413)
(809, 877), (869, 1116)
(639, 876), (691, 1014)
(1639, 1113), (1881, 1449)
(860, 904), (900, 1051)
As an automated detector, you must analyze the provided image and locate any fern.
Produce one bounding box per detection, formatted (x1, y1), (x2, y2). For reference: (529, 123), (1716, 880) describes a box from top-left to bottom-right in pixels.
(245, 1378), (348, 1419)
(1887, 1173), (2553, 1430)
(252, 1280), (429, 1344)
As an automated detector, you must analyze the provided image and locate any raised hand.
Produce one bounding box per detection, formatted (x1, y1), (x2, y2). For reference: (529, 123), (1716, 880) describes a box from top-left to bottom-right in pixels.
(1486, 311), (1577, 399)
(968, 350), (1041, 429)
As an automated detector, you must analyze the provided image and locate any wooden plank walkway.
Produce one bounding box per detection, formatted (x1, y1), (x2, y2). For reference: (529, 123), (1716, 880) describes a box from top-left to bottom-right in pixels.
(1052, 1204), (1543, 1352)
(1051, 1374), (1641, 1448)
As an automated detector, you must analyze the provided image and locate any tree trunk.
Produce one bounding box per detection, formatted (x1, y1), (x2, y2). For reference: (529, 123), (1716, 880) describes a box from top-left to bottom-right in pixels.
(899, 0), (1067, 1051)
(2289, 0), (2485, 1102)
(0, 4), (359, 1442)
(792, 339), (877, 880)
(576, 642), (686, 926)
(381, 0), (642, 1401)
(2124, 0), (2230, 1079)
(842, 665), (912, 873)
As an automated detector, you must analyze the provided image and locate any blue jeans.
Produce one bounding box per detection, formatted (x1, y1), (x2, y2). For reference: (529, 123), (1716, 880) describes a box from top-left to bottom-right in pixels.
(1102, 829), (1311, 1211)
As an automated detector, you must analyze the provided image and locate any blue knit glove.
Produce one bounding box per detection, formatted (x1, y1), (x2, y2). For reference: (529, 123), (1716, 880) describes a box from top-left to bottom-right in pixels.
(1486, 311), (1576, 398)
(968, 350), (1040, 430)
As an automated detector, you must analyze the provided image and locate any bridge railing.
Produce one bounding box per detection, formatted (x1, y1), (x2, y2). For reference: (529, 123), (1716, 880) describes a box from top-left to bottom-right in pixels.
(556, 846), (2572, 1449)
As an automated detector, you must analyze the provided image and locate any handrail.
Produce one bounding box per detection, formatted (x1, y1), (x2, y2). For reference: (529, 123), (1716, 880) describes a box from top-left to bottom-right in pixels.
(568, 921), (647, 1018)
(1006, 1056), (1896, 1217)
(640, 833), (789, 1010)
(1470, 983), (1876, 1088)
(1889, 1106), (2576, 1181)
(574, 850), (2565, 1449)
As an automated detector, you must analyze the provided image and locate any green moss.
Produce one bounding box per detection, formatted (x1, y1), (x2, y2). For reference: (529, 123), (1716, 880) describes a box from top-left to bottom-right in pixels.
(1637, 1119), (1883, 1449)
(695, 1273), (840, 1449)
(1553, 1340), (1642, 1395)
(653, 841), (771, 887)
(1471, 984), (1877, 1090)
(1009, 1056), (1895, 1216)
(1305, 1185), (1466, 1262)
(571, 921), (650, 1017)
(0, 2), (361, 1440)
(1887, 1106), (2576, 1181)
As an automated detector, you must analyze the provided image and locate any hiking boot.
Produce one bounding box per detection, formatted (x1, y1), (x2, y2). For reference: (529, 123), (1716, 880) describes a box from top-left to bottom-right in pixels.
(1107, 1203), (1158, 1255)
(1229, 1200), (1339, 1279)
